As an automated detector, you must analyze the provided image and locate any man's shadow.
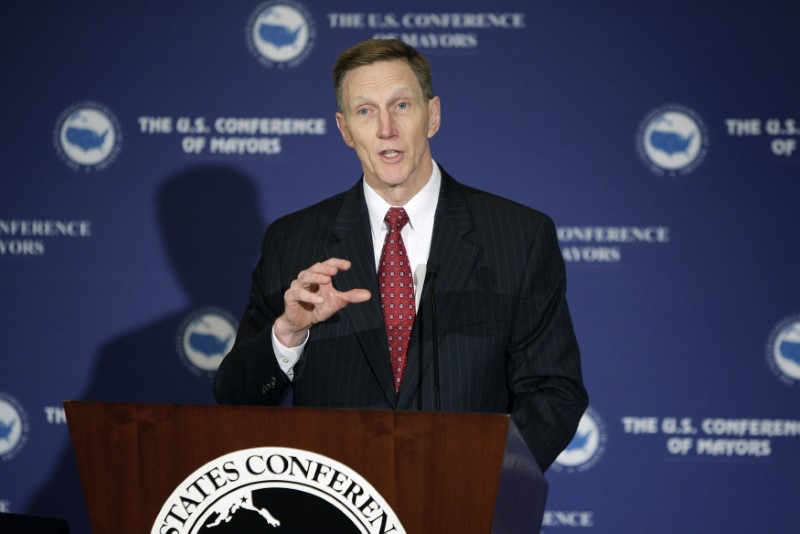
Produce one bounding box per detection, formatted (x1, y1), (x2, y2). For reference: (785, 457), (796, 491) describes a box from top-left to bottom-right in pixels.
(29, 166), (266, 531)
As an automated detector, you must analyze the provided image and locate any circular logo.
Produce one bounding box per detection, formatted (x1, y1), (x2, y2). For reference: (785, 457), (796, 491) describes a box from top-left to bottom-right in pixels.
(637, 104), (708, 176)
(247, 1), (315, 68)
(767, 315), (800, 385)
(0, 393), (29, 461)
(551, 407), (606, 473)
(152, 447), (405, 534)
(177, 307), (238, 376)
(54, 101), (122, 172)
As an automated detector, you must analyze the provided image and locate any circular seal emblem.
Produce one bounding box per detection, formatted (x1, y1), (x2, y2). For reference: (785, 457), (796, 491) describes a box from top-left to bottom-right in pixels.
(152, 447), (405, 533)
(550, 406), (606, 473)
(766, 315), (800, 386)
(54, 101), (122, 172)
(637, 104), (708, 176)
(247, 1), (316, 68)
(177, 307), (238, 376)
(0, 393), (29, 462)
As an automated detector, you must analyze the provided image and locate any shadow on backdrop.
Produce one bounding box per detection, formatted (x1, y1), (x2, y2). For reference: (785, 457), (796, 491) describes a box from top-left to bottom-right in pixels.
(29, 166), (266, 532)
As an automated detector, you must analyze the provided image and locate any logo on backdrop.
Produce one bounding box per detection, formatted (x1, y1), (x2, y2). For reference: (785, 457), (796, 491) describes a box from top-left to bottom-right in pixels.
(177, 307), (238, 376)
(551, 406), (606, 473)
(247, 1), (316, 68)
(766, 315), (800, 386)
(0, 393), (29, 461)
(54, 101), (122, 172)
(637, 104), (708, 176)
(152, 447), (405, 534)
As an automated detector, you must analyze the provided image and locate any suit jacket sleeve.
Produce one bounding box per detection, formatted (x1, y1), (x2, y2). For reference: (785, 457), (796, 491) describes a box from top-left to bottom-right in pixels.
(508, 214), (588, 471)
(213, 223), (293, 405)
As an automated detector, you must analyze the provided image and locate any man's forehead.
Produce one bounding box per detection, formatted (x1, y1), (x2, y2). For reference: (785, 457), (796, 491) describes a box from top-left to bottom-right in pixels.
(343, 60), (419, 92)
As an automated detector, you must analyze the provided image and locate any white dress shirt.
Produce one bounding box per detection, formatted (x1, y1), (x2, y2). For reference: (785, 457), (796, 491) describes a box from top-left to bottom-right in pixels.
(272, 162), (442, 377)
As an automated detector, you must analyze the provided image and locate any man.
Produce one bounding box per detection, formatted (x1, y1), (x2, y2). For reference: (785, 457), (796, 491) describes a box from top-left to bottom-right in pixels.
(214, 39), (588, 472)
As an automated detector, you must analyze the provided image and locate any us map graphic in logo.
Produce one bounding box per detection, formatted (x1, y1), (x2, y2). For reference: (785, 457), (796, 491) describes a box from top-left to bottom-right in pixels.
(152, 447), (405, 534)
(551, 407), (606, 473)
(767, 315), (800, 386)
(177, 307), (237, 376)
(0, 393), (29, 462)
(637, 104), (708, 176)
(54, 101), (122, 172)
(247, 1), (316, 68)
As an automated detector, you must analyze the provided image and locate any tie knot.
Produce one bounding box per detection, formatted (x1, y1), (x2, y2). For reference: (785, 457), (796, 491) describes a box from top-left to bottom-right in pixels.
(384, 207), (409, 232)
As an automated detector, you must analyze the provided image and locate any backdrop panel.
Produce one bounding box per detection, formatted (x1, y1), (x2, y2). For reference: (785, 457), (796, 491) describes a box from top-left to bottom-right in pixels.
(1, 2), (798, 532)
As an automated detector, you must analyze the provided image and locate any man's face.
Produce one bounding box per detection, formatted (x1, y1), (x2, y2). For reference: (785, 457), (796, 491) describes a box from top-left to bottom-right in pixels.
(336, 60), (441, 204)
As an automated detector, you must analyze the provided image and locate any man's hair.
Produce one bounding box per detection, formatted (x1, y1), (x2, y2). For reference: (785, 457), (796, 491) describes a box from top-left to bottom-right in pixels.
(333, 39), (434, 113)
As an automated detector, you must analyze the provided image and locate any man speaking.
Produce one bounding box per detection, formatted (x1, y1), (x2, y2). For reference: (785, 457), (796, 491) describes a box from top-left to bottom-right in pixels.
(214, 39), (588, 472)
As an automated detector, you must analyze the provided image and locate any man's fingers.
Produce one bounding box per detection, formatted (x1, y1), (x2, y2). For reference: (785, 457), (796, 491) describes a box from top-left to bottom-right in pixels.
(293, 270), (334, 288)
(285, 286), (325, 305)
(285, 258), (365, 311)
(321, 257), (352, 270)
(340, 289), (371, 303)
(305, 258), (352, 277)
(295, 258), (352, 285)
(288, 287), (370, 307)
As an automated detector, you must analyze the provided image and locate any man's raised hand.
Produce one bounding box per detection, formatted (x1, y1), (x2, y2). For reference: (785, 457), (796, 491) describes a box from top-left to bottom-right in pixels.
(274, 258), (371, 347)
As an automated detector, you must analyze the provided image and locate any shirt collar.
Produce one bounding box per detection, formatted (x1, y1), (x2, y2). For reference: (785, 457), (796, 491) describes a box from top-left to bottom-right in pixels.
(364, 160), (441, 239)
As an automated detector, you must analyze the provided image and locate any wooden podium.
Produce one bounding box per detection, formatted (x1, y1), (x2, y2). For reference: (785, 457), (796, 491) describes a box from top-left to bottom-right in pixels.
(65, 402), (547, 533)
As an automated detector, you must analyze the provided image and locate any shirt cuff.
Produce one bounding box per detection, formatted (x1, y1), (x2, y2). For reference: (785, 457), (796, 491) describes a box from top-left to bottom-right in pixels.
(271, 325), (308, 379)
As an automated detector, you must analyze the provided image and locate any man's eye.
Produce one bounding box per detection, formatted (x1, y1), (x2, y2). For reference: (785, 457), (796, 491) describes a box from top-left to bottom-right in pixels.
(357, 108), (370, 116)
(397, 102), (409, 110)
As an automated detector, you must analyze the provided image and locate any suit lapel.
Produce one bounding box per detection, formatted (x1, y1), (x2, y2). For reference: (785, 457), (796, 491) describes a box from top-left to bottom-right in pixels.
(324, 183), (398, 407)
(398, 170), (482, 409)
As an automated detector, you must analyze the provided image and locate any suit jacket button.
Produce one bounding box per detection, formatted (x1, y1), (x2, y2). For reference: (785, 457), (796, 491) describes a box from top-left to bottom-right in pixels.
(261, 377), (277, 394)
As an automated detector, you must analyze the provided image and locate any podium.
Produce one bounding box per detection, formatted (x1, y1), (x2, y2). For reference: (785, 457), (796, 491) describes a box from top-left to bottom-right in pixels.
(65, 401), (547, 533)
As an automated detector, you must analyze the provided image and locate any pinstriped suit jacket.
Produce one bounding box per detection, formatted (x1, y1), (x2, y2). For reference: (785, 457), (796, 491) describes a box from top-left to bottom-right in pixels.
(214, 165), (588, 471)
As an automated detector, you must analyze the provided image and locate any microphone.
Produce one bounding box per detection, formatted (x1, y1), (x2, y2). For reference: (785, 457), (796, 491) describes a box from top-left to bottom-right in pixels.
(426, 258), (441, 411)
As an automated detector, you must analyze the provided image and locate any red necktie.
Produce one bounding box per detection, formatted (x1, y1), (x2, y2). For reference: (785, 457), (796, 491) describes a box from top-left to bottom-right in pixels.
(378, 207), (415, 392)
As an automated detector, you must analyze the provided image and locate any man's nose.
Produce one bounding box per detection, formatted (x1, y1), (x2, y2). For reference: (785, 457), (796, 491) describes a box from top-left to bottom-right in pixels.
(377, 109), (396, 139)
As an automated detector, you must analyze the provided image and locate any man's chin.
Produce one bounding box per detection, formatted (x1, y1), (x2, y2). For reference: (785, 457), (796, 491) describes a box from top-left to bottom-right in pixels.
(365, 169), (411, 190)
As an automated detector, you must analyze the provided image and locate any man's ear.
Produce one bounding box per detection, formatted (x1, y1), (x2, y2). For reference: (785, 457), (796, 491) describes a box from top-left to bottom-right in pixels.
(336, 112), (356, 148)
(427, 96), (441, 139)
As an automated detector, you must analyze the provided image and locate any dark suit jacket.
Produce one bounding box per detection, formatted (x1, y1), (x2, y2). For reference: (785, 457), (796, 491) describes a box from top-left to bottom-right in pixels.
(214, 165), (588, 471)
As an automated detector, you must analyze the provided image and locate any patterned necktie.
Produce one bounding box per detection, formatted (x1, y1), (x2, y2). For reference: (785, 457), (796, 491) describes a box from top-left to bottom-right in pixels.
(378, 207), (415, 392)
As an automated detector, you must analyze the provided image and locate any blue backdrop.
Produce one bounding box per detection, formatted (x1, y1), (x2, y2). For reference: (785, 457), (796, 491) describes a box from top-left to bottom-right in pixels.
(2, 1), (799, 532)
